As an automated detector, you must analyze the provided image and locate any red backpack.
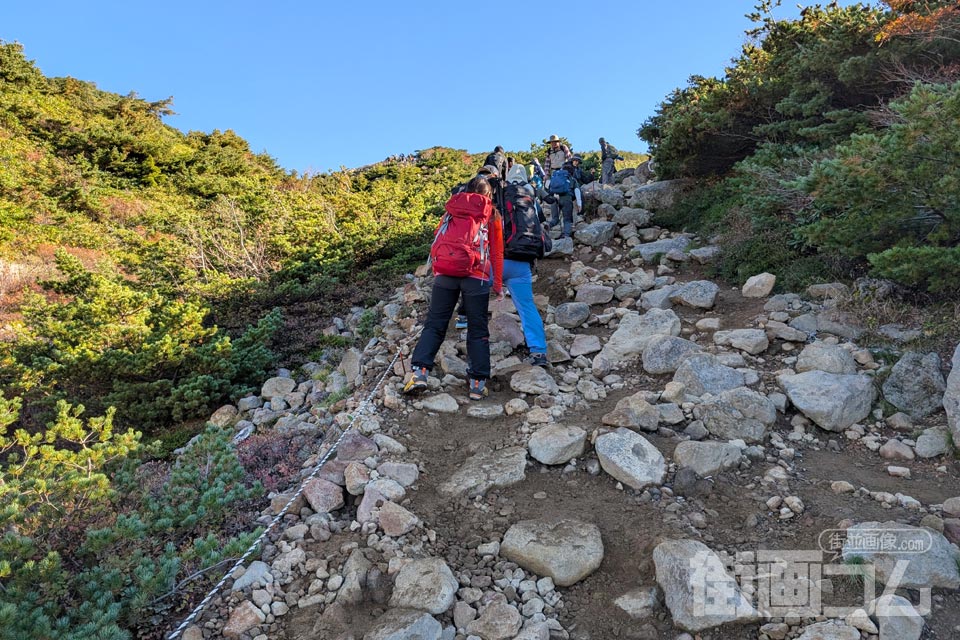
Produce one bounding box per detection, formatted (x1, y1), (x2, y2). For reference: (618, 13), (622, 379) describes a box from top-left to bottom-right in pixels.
(430, 192), (491, 279)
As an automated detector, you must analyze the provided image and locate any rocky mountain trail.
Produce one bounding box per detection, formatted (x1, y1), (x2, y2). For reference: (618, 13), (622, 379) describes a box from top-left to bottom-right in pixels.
(175, 169), (960, 640)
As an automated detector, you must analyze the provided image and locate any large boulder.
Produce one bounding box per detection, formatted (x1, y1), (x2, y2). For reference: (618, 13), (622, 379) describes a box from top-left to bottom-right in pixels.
(779, 371), (876, 432)
(796, 342), (857, 375)
(642, 335), (702, 374)
(669, 280), (720, 309)
(510, 367), (560, 395)
(595, 428), (665, 490)
(946, 344), (960, 445)
(574, 221), (618, 246)
(697, 387), (776, 443)
(598, 309), (681, 365)
(363, 609), (442, 640)
(713, 329), (768, 355)
(882, 351), (946, 419)
(612, 206), (652, 226)
(500, 519), (604, 587)
(555, 302), (591, 328)
(630, 237), (691, 263)
(628, 179), (692, 211)
(653, 539), (759, 632)
(528, 424), (587, 465)
(842, 521), (960, 589)
(673, 353), (746, 396)
(673, 441), (742, 477)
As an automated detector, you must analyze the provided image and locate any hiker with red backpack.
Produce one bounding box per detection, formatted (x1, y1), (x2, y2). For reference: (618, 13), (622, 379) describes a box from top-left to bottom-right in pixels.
(503, 165), (552, 367)
(404, 175), (504, 400)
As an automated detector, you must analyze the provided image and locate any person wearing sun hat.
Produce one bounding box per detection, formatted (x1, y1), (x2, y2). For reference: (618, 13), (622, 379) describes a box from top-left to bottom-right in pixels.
(543, 134), (572, 176)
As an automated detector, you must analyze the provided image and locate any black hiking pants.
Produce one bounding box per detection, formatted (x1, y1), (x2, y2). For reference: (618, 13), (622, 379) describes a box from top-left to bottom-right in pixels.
(412, 275), (492, 380)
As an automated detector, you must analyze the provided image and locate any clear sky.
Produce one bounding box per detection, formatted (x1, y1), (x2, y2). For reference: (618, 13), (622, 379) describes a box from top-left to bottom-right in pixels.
(3, 1), (862, 174)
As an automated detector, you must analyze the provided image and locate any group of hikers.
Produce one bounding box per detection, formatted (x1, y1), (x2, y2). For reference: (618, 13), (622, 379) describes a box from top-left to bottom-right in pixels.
(402, 136), (624, 401)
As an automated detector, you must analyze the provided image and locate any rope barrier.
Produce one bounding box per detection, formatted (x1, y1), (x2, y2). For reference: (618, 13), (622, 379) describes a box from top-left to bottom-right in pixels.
(166, 329), (420, 639)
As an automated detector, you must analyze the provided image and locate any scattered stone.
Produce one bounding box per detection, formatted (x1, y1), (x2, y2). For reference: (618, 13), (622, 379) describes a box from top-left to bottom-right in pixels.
(378, 500), (419, 537)
(614, 587), (658, 619)
(673, 441), (742, 477)
(569, 334), (602, 357)
(778, 371), (876, 432)
(575, 283), (615, 305)
(673, 353), (746, 396)
(465, 602), (522, 640)
(871, 594), (923, 640)
(528, 424), (587, 465)
(796, 342), (857, 375)
(261, 376), (295, 399)
(595, 428), (666, 490)
(601, 392), (660, 431)
(303, 478), (345, 514)
(422, 393), (459, 413)
(598, 308), (681, 365)
(389, 558), (458, 614)
(669, 280), (719, 309)
(713, 329), (769, 355)
(555, 302), (591, 329)
(232, 561), (272, 591)
(698, 387), (776, 443)
(364, 608), (442, 640)
(223, 600), (265, 639)
(510, 367), (560, 395)
(795, 621), (860, 640)
(641, 335), (702, 374)
(842, 521), (960, 588)
(945, 344), (960, 445)
(742, 272), (776, 297)
(915, 427), (951, 458)
(882, 351), (947, 419)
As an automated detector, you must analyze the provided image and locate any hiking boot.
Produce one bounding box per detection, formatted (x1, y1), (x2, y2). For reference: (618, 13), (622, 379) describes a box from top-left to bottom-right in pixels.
(468, 378), (488, 401)
(527, 353), (549, 367)
(455, 315), (468, 330)
(402, 367), (429, 394)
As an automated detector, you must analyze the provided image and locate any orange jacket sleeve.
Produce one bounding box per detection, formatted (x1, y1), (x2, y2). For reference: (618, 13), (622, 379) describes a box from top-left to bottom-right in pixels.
(490, 214), (504, 293)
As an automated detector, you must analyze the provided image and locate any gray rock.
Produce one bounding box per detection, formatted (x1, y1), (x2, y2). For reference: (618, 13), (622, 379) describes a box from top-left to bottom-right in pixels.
(779, 371), (876, 432)
(741, 273), (776, 298)
(614, 282), (644, 300)
(628, 179), (691, 211)
(595, 428), (666, 490)
(575, 283), (615, 305)
(639, 285), (678, 310)
(795, 621), (861, 640)
(653, 539), (759, 632)
(389, 558), (458, 614)
(465, 603), (522, 640)
(673, 353), (746, 396)
(613, 587), (659, 619)
(574, 221), (618, 246)
(669, 280), (720, 309)
(209, 404), (238, 428)
(303, 478), (345, 514)
(915, 427), (951, 458)
(261, 376), (296, 399)
(546, 236), (574, 256)
(882, 352), (946, 419)
(510, 367), (559, 395)
(422, 393), (459, 413)
(363, 609), (442, 640)
(339, 348), (363, 386)
(554, 302), (591, 329)
(438, 447), (527, 498)
(796, 343), (857, 375)
(598, 308), (681, 365)
(642, 335), (702, 374)
(601, 392), (660, 431)
(378, 462), (420, 487)
(612, 206), (652, 226)
(842, 521), (960, 589)
(673, 441), (742, 477)
(946, 344), (960, 447)
(764, 320), (809, 343)
(569, 334), (602, 357)
(528, 424), (587, 465)
(490, 314), (525, 349)
(630, 236), (691, 263)
(807, 282), (850, 299)
(713, 329), (768, 355)
(500, 519), (604, 587)
(232, 561), (272, 591)
(689, 246), (721, 264)
(698, 387), (776, 443)
(871, 594), (923, 640)
(337, 548), (372, 605)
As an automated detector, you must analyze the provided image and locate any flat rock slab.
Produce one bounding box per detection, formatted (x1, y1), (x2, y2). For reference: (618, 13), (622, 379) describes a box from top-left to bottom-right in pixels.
(654, 539), (759, 632)
(528, 424), (587, 465)
(421, 393), (460, 413)
(595, 427), (665, 490)
(796, 621), (861, 640)
(500, 519), (604, 587)
(438, 446), (527, 498)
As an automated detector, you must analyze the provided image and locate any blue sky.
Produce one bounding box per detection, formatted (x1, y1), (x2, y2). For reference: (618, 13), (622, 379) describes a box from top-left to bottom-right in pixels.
(3, 1), (863, 174)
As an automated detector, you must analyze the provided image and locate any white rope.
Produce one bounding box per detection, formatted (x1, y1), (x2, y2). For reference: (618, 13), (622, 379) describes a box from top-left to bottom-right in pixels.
(167, 330), (419, 639)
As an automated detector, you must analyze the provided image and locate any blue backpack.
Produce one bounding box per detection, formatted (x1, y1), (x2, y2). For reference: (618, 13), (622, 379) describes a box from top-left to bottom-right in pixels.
(548, 169), (573, 195)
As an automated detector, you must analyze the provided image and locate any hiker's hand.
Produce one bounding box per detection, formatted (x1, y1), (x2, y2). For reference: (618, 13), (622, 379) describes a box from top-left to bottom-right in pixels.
(496, 290), (505, 301)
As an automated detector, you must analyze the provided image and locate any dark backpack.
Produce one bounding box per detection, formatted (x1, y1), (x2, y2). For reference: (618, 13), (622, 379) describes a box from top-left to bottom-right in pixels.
(548, 169), (573, 195)
(430, 201), (489, 278)
(503, 183), (551, 261)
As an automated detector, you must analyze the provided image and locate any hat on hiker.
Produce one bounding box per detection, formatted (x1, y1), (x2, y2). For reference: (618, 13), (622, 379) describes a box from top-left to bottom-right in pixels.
(548, 134), (561, 143)
(572, 155), (582, 163)
(478, 165), (500, 178)
(506, 165), (528, 185)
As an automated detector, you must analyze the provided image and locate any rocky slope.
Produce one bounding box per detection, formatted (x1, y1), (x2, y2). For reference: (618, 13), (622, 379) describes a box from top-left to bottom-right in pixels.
(175, 168), (960, 640)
